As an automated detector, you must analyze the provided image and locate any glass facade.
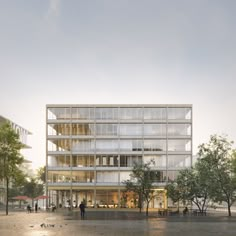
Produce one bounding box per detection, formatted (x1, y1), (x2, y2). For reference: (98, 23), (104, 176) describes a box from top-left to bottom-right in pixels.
(46, 105), (192, 209)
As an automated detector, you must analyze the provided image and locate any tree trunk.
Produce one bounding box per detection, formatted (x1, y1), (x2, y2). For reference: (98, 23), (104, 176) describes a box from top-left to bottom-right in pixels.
(139, 194), (142, 213)
(193, 200), (201, 212)
(146, 202), (149, 216)
(201, 197), (206, 212)
(6, 177), (9, 215)
(227, 202), (231, 217)
(139, 205), (142, 213)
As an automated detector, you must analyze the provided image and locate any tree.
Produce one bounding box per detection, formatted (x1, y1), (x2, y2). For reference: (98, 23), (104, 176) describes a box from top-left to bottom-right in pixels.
(0, 122), (24, 215)
(9, 168), (27, 197)
(166, 181), (181, 211)
(23, 178), (44, 204)
(177, 168), (210, 212)
(36, 166), (46, 184)
(8, 170), (27, 208)
(231, 150), (236, 173)
(123, 160), (156, 216)
(166, 150), (224, 213)
(198, 135), (236, 216)
(166, 168), (210, 213)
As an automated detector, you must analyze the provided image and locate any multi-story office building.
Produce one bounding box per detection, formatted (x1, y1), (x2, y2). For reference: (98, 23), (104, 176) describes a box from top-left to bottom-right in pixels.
(46, 105), (192, 209)
(0, 116), (32, 204)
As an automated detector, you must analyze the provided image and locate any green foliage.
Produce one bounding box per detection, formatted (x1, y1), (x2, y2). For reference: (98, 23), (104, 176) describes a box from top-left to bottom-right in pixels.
(0, 122), (24, 215)
(197, 135), (236, 216)
(12, 168), (27, 187)
(166, 168), (210, 212)
(167, 135), (236, 216)
(23, 178), (44, 199)
(36, 166), (46, 183)
(178, 168), (210, 211)
(166, 181), (181, 209)
(0, 122), (24, 179)
(9, 169), (27, 198)
(231, 150), (236, 174)
(123, 160), (156, 216)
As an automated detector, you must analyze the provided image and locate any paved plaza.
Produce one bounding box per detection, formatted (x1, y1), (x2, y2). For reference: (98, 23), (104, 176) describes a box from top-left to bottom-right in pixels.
(1, 208), (236, 236)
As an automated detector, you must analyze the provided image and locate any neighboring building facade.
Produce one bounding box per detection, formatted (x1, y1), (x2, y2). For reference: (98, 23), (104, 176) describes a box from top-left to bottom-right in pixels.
(46, 105), (192, 209)
(0, 116), (32, 205)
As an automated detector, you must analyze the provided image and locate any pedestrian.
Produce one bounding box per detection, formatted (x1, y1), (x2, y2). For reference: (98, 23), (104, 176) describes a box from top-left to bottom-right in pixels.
(27, 204), (31, 213)
(35, 202), (38, 213)
(79, 201), (85, 219)
(183, 206), (188, 215)
(51, 203), (56, 212)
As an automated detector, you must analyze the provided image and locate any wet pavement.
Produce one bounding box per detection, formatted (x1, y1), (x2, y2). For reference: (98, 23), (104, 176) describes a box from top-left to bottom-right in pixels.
(1, 208), (236, 235)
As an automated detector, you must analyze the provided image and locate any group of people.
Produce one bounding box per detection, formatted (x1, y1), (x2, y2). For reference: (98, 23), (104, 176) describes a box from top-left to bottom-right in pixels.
(26, 201), (85, 218)
(26, 202), (38, 213)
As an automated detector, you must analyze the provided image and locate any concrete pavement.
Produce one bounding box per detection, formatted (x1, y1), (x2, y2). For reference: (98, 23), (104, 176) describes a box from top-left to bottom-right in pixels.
(1, 208), (236, 236)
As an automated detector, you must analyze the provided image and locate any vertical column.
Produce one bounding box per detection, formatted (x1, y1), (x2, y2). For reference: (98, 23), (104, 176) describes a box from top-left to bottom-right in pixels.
(69, 106), (73, 210)
(75, 191), (78, 207)
(118, 188), (120, 209)
(190, 106), (193, 167)
(166, 106), (168, 185)
(142, 106), (144, 163)
(46, 106), (49, 209)
(94, 188), (96, 208)
(118, 106), (121, 208)
(163, 189), (168, 209)
(56, 190), (59, 207)
(93, 106), (97, 208)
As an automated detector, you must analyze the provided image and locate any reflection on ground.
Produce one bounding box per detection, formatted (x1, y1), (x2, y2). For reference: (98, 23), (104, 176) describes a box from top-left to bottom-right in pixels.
(1, 209), (236, 236)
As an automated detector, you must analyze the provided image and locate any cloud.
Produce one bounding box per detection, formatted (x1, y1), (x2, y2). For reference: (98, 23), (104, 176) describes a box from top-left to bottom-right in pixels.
(41, 0), (61, 34)
(45, 0), (60, 19)
(49, 0), (60, 15)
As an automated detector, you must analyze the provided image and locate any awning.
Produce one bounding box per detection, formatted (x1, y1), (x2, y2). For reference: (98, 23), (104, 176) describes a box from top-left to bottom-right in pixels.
(34, 195), (49, 200)
(11, 195), (31, 200)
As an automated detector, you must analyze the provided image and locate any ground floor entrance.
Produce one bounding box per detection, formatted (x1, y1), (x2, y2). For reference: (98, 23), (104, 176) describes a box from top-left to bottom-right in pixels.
(47, 188), (167, 209)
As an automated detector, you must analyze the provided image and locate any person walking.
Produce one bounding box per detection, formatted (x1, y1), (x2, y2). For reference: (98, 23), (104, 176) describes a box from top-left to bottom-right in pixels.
(79, 201), (85, 219)
(35, 202), (38, 213)
(183, 206), (189, 215)
(27, 204), (31, 213)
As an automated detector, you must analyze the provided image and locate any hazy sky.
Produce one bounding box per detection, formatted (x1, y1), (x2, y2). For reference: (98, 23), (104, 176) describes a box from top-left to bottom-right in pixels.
(0, 0), (236, 169)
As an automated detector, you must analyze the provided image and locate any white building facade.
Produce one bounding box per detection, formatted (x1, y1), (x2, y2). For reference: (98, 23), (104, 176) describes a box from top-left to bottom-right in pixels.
(46, 104), (192, 208)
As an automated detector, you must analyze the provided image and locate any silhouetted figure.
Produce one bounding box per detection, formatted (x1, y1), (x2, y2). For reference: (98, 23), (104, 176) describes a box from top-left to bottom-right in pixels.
(35, 202), (38, 213)
(51, 203), (56, 212)
(27, 204), (31, 213)
(183, 206), (188, 215)
(79, 202), (85, 219)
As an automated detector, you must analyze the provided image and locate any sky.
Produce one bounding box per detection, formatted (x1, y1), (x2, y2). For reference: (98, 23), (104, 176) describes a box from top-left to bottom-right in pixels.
(0, 0), (236, 170)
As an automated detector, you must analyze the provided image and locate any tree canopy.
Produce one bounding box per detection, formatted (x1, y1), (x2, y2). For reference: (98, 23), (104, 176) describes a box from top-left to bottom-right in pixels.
(23, 178), (44, 200)
(0, 122), (24, 215)
(167, 167), (211, 212)
(198, 135), (236, 216)
(166, 135), (236, 216)
(36, 166), (46, 184)
(123, 160), (156, 216)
